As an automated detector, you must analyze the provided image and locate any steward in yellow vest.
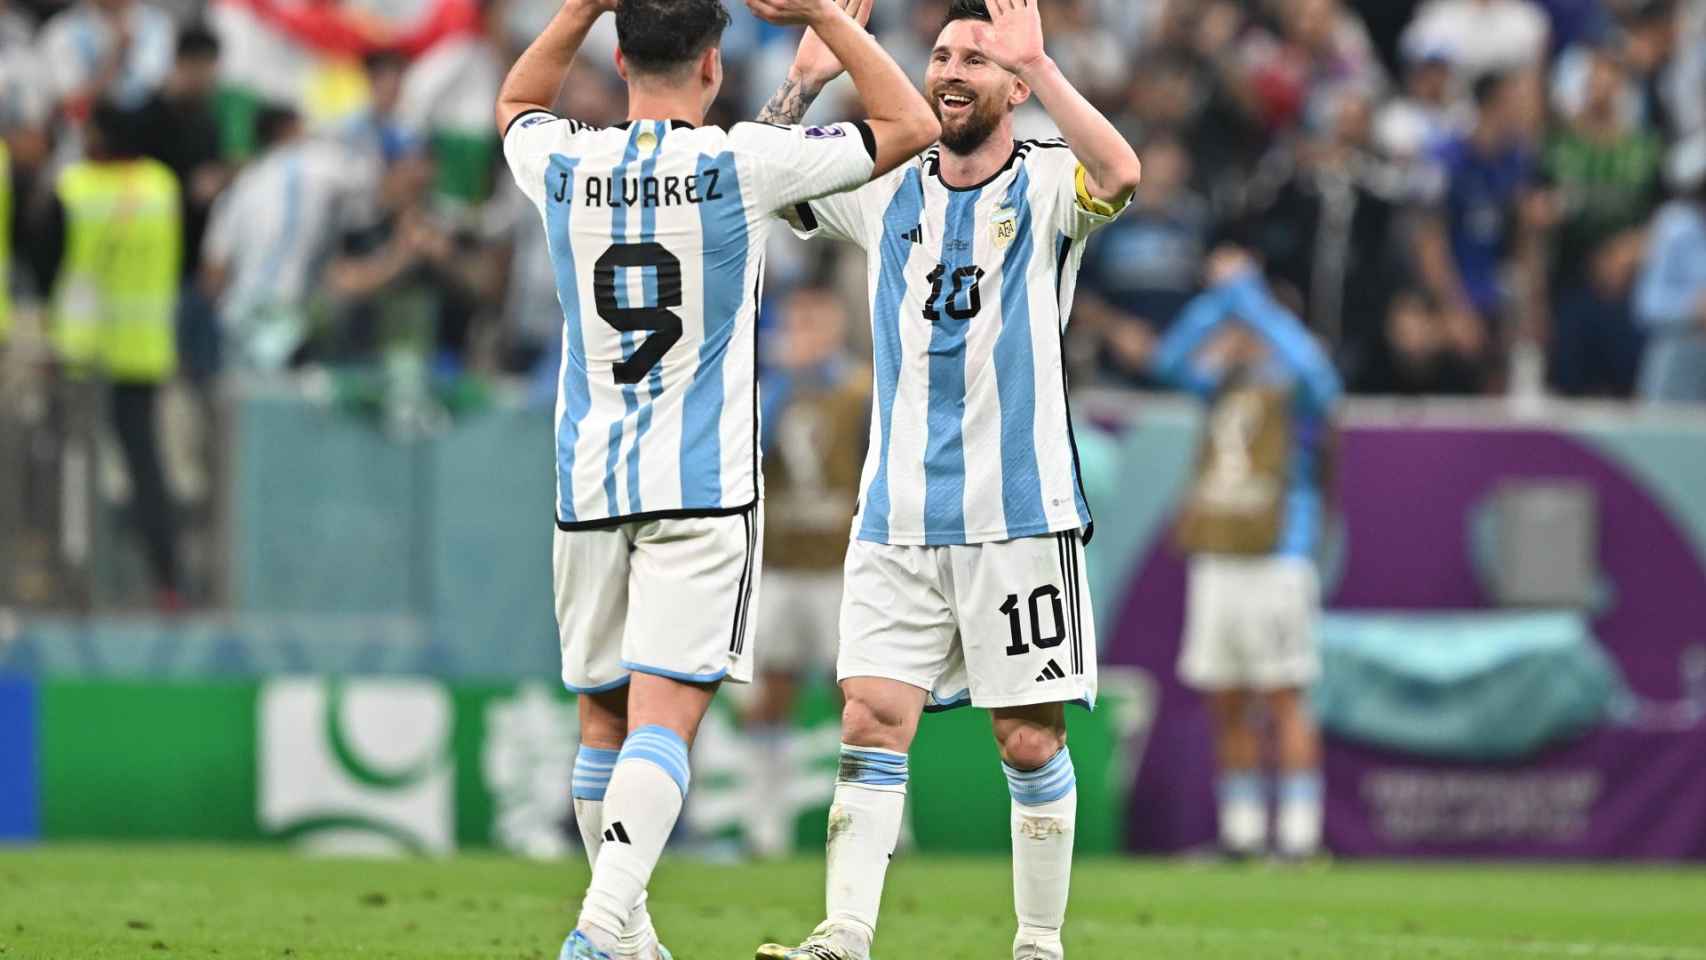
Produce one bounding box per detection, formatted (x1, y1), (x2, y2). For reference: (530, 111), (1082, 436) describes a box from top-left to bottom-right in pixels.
(51, 109), (182, 384)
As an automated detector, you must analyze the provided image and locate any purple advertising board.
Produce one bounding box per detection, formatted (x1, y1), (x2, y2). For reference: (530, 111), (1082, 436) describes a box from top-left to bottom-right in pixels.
(1105, 418), (1706, 859)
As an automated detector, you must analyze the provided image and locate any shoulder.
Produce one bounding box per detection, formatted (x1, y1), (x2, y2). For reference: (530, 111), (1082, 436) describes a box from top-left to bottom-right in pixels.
(1014, 137), (1078, 180)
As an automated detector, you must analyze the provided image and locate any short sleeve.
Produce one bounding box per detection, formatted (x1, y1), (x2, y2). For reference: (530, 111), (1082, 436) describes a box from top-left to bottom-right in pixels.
(729, 120), (877, 216)
(779, 185), (883, 246)
(1031, 142), (1132, 241)
(502, 110), (595, 209)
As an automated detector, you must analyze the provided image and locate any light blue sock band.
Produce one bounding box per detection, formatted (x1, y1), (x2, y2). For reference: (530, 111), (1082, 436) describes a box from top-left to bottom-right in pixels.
(571, 746), (620, 801)
(618, 725), (692, 796)
(1003, 746), (1076, 806)
(1219, 771), (1265, 806)
(1279, 771), (1323, 805)
(837, 744), (909, 787)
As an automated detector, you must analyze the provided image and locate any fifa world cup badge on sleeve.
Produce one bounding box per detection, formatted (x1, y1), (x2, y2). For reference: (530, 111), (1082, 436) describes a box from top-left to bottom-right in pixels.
(991, 205), (1018, 250)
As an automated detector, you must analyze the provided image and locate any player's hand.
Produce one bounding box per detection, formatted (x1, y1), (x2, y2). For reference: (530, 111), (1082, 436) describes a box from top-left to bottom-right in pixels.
(746, 0), (837, 27)
(983, 0), (1048, 76)
(790, 0), (871, 87)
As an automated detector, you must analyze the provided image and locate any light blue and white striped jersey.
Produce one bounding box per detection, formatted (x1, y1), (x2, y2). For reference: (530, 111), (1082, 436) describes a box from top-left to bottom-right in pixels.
(504, 112), (876, 528)
(788, 140), (1129, 546)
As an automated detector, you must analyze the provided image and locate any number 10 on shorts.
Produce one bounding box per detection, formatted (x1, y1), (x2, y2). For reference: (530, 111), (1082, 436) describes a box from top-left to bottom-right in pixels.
(1000, 586), (1066, 657)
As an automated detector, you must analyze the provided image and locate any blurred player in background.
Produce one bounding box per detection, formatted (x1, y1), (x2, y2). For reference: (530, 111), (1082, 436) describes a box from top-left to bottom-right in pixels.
(752, 1), (1141, 957)
(494, 0), (938, 957)
(1146, 247), (1341, 862)
(746, 283), (871, 858)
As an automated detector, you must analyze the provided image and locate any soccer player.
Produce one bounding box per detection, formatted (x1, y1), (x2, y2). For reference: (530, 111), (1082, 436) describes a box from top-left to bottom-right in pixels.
(493, 1), (939, 958)
(750, 1), (1141, 958)
(1149, 247), (1341, 861)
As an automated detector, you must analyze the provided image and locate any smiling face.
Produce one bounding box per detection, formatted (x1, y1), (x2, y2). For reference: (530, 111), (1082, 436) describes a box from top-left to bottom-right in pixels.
(925, 18), (1025, 155)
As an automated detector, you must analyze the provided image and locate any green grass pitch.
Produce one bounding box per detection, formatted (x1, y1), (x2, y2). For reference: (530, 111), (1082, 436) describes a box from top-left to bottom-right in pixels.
(2, 846), (1704, 959)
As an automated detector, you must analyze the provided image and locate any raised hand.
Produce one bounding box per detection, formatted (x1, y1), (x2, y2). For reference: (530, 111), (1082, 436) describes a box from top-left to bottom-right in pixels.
(746, 0), (835, 27)
(982, 0), (1047, 75)
(792, 0), (871, 87)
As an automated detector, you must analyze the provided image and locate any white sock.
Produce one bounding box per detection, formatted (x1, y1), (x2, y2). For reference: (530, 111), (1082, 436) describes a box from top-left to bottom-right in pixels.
(572, 747), (659, 957)
(1005, 747), (1077, 958)
(576, 726), (690, 952)
(746, 726), (793, 859)
(821, 743), (907, 954)
(1218, 771), (1267, 855)
(1276, 771), (1323, 858)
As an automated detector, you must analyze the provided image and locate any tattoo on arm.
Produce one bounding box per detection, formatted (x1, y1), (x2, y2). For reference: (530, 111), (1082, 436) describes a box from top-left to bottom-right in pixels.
(757, 77), (823, 125)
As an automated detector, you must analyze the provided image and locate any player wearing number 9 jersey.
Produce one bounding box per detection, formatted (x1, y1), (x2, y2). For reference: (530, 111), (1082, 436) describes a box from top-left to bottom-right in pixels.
(495, 1), (938, 960)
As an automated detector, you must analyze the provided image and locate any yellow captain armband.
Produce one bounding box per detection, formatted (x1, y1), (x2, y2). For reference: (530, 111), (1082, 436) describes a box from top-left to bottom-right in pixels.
(1075, 164), (1131, 218)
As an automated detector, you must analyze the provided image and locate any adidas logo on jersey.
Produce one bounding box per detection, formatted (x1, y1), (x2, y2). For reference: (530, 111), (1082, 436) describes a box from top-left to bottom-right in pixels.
(904, 225), (923, 244)
(603, 822), (632, 844)
(1036, 659), (1066, 683)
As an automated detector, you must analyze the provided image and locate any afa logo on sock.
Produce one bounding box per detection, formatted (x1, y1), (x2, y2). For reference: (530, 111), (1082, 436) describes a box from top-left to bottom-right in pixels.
(258, 678), (455, 855)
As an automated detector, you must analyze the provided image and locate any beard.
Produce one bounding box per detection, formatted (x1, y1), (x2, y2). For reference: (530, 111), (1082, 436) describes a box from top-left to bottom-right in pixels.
(931, 89), (1006, 155)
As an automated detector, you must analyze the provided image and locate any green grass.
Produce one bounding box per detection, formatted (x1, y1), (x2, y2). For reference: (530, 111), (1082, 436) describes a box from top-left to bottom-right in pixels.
(2, 846), (1704, 959)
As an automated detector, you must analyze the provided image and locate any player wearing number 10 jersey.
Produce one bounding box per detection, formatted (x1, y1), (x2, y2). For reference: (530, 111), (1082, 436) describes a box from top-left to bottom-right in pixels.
(494, 1), (938, 959)
(753, 2), (1142, 959)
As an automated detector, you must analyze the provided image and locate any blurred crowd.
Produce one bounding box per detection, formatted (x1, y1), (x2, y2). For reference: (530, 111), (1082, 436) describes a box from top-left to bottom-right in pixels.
(4, 0), (1706, 393)
(4, 0), (1706, 608)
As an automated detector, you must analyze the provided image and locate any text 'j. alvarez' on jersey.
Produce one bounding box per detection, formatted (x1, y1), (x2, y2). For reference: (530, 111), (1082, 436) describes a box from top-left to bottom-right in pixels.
(504, 112), (877, 529)
(785, 139), (1131, 547)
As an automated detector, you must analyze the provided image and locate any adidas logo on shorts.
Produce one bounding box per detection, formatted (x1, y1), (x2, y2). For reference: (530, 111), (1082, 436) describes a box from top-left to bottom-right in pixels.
(1035, 659), (1066, 683)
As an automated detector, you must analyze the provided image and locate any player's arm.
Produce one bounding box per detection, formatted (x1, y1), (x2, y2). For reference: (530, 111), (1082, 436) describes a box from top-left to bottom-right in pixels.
(756, 0), (868, 125)
(983, 0), (1141, 208)
(1219, 257), (1343, 413)
(493, 0), (616, 137)
(748, 0), (939, 178)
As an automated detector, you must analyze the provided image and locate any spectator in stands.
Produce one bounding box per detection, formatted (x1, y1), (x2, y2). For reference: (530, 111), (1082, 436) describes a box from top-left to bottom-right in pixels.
(39, 102), (184, 609)
(1401, 0), (1550, 81)
(1620, 0), (1706, 146)
(1373, 285), (1489, 393)
(201, 105), (368, 372)
(1412, 70), (1545, 391)
(746, 285), (870, 859)
(1076, 133), (1209, 387)
(0, 0), (48, 138)
(1040, 0), (1130, 109)
(1234, 0), (1385, 136)
(1146, 247), (1341, 861)
(131, 22), (227, 380)
(1633, 137), (1706, 404)
(395, 0), (509, 207)
(36, 0), (176, 114)
(1373, 45), (1472, 178)
(1243, 88), (1407, 384)
(340, 49), (418, 232)
(1544, 44), (1663, 397)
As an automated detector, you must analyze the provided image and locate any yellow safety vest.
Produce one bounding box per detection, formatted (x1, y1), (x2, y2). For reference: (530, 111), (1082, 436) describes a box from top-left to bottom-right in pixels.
(0, 141), (11, 344)
(53, 158), (181, 383)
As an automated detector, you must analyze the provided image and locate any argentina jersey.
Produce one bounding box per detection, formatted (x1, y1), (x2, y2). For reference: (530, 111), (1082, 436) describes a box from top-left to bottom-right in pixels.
(504, 112), (876, 528)
(788, 139), (1131, 546)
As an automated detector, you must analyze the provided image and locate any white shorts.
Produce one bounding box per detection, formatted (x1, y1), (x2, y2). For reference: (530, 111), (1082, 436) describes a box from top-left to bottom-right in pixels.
(553, 509), (761, 693)
(838, 531), (1097, 711)
(755, 568), (842, 674)
(1179, 554), (1320, 692)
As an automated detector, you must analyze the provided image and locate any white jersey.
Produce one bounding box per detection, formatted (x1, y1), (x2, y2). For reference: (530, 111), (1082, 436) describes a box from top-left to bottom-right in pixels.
(505, 112), (876, 528)
(788, 139), (1129, 546)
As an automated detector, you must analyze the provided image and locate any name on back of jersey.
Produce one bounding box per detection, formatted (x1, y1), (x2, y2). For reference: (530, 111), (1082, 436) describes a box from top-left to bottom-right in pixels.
(564, 168), (728, 209)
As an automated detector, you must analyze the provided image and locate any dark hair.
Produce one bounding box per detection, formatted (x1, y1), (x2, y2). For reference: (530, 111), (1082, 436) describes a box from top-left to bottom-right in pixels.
(616, 0), (732, 75)
(942, 0), (991, 27)
(1471, 70), (1515, 109)
(363, 48), (409, 76)
(255, 103), (301, 150)
(89, 100), (142, 158)
(176, 22), (220, 61)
